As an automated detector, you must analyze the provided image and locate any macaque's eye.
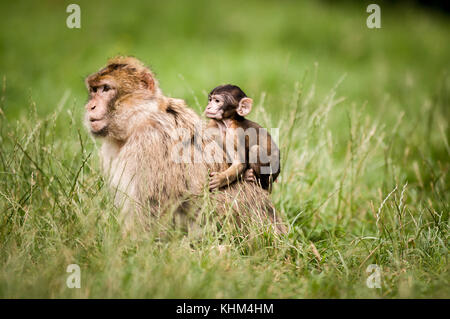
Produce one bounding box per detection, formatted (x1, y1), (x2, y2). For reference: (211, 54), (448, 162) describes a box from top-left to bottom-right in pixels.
(103, 84), (111, 92)
(215, 99), (220, 103)
(92, 87), (97, 93)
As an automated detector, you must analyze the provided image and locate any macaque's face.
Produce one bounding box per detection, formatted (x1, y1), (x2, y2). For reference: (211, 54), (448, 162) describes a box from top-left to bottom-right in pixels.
(85, 81), (117, 136)
(205, 94), (226, 120)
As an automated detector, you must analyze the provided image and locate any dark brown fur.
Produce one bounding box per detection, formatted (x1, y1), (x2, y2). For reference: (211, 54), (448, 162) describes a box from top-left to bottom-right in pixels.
(206, 85), (280, 192)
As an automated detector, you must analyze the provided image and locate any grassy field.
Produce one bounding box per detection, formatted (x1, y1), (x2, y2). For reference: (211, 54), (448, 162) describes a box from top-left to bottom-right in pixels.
(0, 0), (449, 298)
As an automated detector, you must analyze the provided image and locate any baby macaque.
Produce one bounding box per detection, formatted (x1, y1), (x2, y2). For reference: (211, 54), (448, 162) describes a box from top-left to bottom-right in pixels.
(205, 84), (280, 192)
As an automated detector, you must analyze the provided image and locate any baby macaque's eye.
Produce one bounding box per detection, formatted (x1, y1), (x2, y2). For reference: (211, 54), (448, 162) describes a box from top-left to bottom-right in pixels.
(92, 87), (97, 93)
(103, 84), (111, 92)
(215, 99), (220, 103)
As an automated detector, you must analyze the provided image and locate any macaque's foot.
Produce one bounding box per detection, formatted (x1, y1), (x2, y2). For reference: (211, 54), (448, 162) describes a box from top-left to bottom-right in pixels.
(244, 168), (257, 183)
(209, 171), (223, 191)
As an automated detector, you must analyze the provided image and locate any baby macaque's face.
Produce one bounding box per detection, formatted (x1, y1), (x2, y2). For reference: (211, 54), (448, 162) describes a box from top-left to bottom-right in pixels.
(205, 85), (253, 120)
(205, 94), (225, 120)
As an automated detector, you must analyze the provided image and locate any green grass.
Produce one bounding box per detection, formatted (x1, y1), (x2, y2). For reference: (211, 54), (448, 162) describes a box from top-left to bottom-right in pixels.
(0, 0), (449, 298)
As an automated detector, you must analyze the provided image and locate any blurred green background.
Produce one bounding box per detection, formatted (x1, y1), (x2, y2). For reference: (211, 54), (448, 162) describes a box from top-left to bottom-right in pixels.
(0, 0), (448, 122)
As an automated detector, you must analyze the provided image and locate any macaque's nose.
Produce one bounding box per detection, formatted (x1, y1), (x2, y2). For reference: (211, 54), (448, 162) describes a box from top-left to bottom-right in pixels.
(86, 102), (97, 111)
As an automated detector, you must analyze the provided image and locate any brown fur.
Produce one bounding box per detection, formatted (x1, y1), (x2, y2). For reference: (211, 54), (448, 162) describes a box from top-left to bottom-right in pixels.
(85, 56), (286, 234)
(206, 85), (281, 192)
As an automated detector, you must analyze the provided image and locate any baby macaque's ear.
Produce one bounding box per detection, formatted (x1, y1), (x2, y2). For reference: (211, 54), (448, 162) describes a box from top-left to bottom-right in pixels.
(237, 97), (253, 117)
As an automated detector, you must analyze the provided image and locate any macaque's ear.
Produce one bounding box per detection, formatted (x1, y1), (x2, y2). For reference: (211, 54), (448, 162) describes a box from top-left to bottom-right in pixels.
(237, 97), (253, 117)
(140, 71), (155, 91)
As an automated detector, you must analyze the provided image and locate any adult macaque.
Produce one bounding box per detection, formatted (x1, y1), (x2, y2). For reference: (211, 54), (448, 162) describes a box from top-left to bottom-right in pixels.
(84, 57), (286, 233)
(205, 85), (280, 192)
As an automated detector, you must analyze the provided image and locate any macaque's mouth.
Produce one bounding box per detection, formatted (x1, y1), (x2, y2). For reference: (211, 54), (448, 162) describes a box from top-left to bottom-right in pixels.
(89, 118), (107, 133)
(205, 112), (222, 119)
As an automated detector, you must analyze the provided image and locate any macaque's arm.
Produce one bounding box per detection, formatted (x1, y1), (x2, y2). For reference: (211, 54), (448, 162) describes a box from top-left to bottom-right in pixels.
(209, 128), (246, 190)
(210, 161), (246, 189)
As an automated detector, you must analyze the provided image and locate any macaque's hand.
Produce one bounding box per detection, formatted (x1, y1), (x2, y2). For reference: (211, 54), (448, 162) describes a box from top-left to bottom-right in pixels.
(209, 172), (224, 191)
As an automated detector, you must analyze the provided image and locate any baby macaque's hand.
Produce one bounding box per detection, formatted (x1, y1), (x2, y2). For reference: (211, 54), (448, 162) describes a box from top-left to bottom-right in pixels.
(209, 172), (223, 191)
